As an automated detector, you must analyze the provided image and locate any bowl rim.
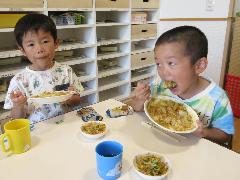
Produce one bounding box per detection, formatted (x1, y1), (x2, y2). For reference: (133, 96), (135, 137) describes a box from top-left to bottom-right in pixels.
(133, 151), (171, 179)
(144, 95), (199, 134)
(80, 121), (107, 139)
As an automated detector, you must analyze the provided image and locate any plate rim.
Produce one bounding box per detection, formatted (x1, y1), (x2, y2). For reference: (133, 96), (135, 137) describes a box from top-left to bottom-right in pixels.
(28, 91), (74, 104)
(144, 95), (198, 134)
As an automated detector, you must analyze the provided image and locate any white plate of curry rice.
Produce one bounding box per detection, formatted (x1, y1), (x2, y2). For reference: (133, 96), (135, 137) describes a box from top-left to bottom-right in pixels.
(29, 91), (73, 104)
(144, 95), (198, 134)
(133, 152), (171, 180)
(80, 121), (107, 139)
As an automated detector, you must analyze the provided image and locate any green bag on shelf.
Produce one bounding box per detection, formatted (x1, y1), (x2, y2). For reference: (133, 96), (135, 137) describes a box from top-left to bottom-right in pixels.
(74, 13), (85, 25)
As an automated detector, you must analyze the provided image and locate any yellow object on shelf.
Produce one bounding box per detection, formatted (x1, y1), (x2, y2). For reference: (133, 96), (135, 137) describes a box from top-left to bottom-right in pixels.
(0, 14), (26, 28)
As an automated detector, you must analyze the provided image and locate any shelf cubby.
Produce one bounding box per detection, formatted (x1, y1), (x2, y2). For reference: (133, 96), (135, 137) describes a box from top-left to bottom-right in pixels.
(131, 38), (155, 54)
(97, 25), (130, 43)
(80, 93), (98, 107)
(71, 61), (97, 82)
(99, 83), (130, 102)
(81, 79), (97, 97)
(131, 65), (156, 82)
(96, 11), (130, 24)
(98, 71), (130, 91)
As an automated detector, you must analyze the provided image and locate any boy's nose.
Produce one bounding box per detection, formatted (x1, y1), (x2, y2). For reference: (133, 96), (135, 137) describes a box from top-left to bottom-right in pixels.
(161, 67), (170, 77)
(36, 44), (44, 54)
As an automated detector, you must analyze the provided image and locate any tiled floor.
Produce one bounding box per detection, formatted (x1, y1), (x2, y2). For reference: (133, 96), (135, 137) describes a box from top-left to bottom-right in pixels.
(232, 118), (240, 153)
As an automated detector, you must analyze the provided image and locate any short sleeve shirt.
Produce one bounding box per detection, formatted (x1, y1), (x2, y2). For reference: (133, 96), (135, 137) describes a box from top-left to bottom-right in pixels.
(151, 77), (234, 135)
(4, 62), (84, 123)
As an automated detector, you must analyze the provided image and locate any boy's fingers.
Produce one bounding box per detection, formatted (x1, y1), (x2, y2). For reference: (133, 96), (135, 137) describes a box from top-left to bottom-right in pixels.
(137, 81), (148, 89)
(136, 90), (150, 100)
(135, 88), (150, 98)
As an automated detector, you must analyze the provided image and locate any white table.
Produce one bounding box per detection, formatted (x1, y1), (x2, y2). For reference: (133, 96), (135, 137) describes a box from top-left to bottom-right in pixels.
(0, 99), (240, 180)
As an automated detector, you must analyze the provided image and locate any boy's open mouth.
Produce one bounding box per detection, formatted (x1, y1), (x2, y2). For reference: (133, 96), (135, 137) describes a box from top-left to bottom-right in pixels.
(162, 81), (177, 89)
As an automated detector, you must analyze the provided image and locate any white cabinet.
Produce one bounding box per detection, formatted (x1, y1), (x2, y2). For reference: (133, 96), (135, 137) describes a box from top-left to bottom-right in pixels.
(130, 3), (159, 96)
(96, 8), (131, 101)
(0, 0), (160, 118)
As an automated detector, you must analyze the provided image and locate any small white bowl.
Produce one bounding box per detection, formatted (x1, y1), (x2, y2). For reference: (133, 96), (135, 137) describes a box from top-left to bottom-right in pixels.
(133, 152), (171, 180)
(80, 121), (107, 140)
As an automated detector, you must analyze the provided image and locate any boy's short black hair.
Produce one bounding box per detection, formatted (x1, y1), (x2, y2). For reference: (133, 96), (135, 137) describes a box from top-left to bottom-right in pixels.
(155, 26), (208, 64)
(14, 13), (57, 48)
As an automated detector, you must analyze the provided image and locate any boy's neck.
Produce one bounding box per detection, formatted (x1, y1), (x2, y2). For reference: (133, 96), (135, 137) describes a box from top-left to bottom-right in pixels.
(29, 61), (55, 71)
(178, 76), (210, 100)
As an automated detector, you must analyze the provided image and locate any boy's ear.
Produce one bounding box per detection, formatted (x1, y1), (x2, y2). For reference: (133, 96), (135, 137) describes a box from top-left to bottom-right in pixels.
(54, 39), (60, 49)
(194, 57), (208, 74)
(18, 46), (27, 57)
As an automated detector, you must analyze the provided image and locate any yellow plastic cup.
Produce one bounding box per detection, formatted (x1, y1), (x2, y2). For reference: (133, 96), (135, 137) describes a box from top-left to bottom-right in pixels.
(0, 119), (31, 154)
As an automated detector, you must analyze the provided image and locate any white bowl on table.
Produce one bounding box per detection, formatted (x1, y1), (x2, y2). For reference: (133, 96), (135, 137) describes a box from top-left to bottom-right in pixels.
(80, 121), (107, 140)
(144, 95), (199, 134)
(133, 152), (171, 180)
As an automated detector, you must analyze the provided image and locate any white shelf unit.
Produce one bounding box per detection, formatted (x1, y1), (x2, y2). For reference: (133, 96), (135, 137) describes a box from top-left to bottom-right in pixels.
(131, 38), (155, 54)
(0, 0), (160, 118)
(97, 42), (131, 101)
(96, 8), (131, 103)
(130, 1), (159, 95)
(99, 83), (130, 102)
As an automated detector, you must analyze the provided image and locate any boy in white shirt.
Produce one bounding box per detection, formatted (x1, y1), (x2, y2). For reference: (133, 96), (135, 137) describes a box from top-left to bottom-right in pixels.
(4, 14), (84, 123)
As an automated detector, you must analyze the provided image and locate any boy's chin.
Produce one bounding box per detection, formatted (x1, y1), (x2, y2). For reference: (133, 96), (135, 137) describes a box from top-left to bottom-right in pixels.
(169, 87), (179, 95)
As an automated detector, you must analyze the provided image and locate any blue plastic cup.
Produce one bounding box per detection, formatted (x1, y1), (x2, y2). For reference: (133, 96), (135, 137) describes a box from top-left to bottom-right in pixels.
(96, 141), (123, 180)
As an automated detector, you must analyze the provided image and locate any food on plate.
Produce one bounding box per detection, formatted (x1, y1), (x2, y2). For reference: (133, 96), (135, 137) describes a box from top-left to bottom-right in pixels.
(81, 121), (106, 135)
(134, 153), (169, 176)
(106, 105), (134, 118)
(147, 97), (195, 131)
(31, 91), (69, 98)
(77, 107), (103, 122)
(162, 81), (177, 89)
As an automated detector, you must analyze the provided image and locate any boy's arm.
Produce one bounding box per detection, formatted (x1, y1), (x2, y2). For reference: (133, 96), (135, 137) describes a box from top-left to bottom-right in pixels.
(10, 91), (27, 119)
(194, 93), (234, 144)
(202, 128), (231, 144)
(194, 121), (231, 144)
(127, 82), (151, 111)
(4, 78), (28, 119)
(11, 105), (26, 119)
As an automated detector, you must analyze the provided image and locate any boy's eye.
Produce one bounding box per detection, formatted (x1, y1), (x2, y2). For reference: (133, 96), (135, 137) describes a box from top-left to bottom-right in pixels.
(27, 43), (34, 47)
(156, 63), (162, 68)
(43, 40), (49, 43)
(168, 62), (176, 66)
